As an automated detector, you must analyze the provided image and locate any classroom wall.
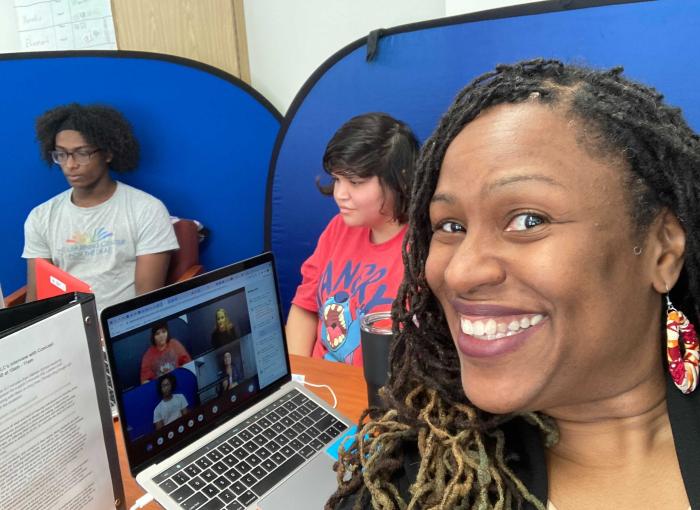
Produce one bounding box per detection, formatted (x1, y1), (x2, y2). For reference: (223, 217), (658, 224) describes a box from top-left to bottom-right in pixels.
(1, 0), (546, 111)
(243, 0), (548, 113)
(112, 0), (250, 82)
(0, 0), (249, 81)
(445, 0), (548, 16)
(243, 0), (446, 113)
(0, 2), (17, 53)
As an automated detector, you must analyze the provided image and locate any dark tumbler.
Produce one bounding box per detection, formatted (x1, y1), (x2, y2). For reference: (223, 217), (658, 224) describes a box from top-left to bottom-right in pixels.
(360, 311), (393, 408)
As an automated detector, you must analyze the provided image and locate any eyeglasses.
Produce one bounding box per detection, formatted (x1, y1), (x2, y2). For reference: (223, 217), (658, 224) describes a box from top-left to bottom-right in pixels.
(50, 148), (101, 165)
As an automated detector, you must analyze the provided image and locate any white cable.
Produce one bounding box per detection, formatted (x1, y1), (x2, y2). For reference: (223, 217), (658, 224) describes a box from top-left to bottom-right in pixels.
(129, 493), (154, 510)
(301, 381), (338, 408)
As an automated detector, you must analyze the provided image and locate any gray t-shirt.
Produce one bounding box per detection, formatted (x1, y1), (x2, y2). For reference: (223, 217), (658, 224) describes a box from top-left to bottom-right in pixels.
(22, 181), (179, 311)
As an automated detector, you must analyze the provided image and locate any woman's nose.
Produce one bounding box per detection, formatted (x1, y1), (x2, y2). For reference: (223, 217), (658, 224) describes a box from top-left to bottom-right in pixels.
(443, 233), (507, 296)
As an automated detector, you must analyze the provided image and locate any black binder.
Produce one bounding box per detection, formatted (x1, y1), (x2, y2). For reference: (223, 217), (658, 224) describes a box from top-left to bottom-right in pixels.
(0, 292), (125, 510)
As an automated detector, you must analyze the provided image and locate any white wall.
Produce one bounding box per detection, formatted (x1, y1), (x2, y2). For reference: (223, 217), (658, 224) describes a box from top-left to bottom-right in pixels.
(244, 0), (445, 114)
(244, 0), (548, 114)
(445, 0), (547, 16)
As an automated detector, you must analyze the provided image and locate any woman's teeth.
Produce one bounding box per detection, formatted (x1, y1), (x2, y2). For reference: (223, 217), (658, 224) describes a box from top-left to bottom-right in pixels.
(461, 314), (544, 340)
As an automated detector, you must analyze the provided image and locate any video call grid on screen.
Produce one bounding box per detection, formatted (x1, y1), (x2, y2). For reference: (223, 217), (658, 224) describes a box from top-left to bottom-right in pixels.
(104, 260), (290, 465)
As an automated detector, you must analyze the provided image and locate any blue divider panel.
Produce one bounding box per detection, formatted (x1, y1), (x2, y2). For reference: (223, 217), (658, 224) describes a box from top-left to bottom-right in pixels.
(0, 52), (280, 295)
(268, 0), (700, 316)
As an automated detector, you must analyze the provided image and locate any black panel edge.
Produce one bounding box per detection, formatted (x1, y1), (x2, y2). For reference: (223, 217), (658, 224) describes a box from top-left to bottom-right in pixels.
(262, 0), (653, 250)
(0, 49), (283, 123)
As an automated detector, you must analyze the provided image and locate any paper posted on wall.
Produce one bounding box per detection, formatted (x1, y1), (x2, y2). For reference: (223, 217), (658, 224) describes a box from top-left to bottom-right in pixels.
(12, 0), (116, 52)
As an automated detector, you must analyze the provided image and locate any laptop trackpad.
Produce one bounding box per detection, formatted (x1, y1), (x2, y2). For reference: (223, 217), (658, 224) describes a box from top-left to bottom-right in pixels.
(256, 453), (337, 509)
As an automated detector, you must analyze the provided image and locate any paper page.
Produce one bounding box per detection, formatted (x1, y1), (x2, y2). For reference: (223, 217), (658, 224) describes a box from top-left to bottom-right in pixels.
(0, 304), (116, 510)
(4, 0), (116, 53)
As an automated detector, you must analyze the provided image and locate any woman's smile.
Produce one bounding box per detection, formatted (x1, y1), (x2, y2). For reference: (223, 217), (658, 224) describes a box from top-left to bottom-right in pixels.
(455, 312), (547, 358)
(460, 312), (545, 339)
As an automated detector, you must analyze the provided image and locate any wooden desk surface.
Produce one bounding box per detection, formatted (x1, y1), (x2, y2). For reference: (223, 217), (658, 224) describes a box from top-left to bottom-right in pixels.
(118, 354), (366, 508)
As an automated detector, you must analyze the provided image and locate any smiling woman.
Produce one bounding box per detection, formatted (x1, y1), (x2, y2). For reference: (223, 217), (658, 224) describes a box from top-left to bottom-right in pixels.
(329, 60), (700, 510)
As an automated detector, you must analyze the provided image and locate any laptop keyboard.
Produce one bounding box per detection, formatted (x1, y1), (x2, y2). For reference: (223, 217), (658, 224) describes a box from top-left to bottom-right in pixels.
(151, 389), (349, 510)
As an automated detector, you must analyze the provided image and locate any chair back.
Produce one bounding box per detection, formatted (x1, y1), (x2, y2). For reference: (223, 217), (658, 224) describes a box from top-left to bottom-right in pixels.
(167, 219), (203, 284)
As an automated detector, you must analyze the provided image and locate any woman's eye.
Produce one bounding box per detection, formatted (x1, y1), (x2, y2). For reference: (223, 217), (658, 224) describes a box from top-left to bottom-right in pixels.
(505, 213), (546, 231)
(436, 221), (465, 234)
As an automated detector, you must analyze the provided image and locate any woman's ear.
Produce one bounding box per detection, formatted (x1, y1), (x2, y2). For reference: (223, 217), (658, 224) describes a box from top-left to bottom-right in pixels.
(105, 151), (113, 164)
(648, 209), (686, 293)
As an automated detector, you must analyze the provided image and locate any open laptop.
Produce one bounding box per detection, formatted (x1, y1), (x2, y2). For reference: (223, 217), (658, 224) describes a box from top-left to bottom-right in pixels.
(35, 258), (92, 299)
(101, 252), (355, 510)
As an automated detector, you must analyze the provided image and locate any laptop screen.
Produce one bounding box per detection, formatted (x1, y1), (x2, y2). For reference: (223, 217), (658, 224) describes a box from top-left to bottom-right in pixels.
(102, 253), (291, 473)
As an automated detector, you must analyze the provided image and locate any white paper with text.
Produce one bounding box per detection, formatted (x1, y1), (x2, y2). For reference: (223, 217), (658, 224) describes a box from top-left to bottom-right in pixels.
(0, 0), (116, 53)
(0, 304), (115, 509)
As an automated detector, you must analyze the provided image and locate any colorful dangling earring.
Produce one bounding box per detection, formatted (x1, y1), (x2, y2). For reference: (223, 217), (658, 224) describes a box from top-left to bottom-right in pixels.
(666, 291), (700, 394)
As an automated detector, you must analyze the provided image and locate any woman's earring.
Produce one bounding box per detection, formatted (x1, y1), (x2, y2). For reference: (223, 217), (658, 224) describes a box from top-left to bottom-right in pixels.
(666, 291), (700, 394)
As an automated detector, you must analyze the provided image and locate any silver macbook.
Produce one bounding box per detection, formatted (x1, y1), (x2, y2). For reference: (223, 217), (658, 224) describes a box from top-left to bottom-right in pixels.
(101, 252), (355, 510)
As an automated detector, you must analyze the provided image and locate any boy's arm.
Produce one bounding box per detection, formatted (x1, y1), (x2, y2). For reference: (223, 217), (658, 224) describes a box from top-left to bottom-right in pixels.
(134, 252), (172, 295)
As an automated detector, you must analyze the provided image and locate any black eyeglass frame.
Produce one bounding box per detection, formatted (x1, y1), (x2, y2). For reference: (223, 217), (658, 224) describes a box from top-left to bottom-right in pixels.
(50, 148), (102, 165)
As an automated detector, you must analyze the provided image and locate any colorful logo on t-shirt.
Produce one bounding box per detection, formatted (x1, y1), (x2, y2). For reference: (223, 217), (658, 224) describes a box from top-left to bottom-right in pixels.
(322, 291), (356, 351)
(318, 261), (394, 364)
(66, 226), (113, 245)
(62, 226), (125, 259)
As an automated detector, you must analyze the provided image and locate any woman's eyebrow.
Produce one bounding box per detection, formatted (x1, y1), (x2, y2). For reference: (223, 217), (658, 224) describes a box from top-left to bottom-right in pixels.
(485, 173), (565, 194)
(430, 192), (455, 204)
(431, 174), (563, 204)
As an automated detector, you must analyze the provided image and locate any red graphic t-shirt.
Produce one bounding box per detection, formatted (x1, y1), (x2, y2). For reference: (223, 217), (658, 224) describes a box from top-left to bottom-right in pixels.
(140, 339), (192, 382)
(292, 215), (406, 366)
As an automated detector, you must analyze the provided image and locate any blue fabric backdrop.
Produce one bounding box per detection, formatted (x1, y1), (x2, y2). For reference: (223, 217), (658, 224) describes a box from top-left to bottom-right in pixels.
(0, 51), (281, 295)
(267, 0), (700, 316)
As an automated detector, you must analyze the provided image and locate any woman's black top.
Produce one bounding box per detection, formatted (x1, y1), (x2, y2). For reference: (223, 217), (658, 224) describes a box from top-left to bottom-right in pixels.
(336, 375), (700, 509)
(211, 326), (239, 350)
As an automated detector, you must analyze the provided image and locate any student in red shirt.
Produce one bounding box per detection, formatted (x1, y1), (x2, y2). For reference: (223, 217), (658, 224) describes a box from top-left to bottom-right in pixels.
(140, 322), (191, 383)
(286, 113), (418, 366)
